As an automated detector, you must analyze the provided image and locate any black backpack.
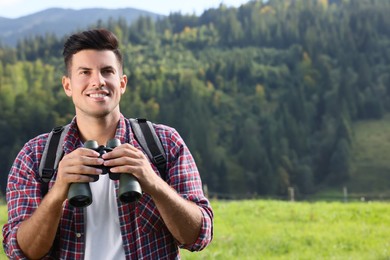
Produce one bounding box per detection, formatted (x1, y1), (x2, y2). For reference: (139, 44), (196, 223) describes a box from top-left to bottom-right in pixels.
(38, 118), (167, 197)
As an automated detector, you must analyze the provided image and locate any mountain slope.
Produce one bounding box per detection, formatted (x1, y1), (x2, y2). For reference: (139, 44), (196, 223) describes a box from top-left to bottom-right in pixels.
(349, 114), (390, 195)
(0, 8), (164, 46)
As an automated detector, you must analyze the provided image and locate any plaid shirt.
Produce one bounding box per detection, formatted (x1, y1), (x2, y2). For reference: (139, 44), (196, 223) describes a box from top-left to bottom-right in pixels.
(3, 115), (213, 259)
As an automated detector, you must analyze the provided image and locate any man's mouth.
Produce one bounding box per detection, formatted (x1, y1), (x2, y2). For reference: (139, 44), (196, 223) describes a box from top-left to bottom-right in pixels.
(88, 93), (108, 98)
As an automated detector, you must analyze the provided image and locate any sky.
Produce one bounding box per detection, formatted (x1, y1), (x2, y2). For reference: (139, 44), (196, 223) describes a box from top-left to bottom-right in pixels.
(0, 0), (252, 18)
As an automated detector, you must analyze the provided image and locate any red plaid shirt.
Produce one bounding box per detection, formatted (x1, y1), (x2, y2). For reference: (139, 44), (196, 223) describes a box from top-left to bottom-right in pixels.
(3, 115), (213, 259)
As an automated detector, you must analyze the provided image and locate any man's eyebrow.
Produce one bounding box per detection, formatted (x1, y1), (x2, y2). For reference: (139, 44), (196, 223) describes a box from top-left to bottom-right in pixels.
(77, 66), (92, 71)
(76, 66), (117, 72)
(101, 65), (116, 71)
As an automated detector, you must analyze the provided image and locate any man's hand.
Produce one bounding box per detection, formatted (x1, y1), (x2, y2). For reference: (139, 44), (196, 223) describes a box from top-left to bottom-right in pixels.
(101, 143), (161, 195)
(51, 147), (104, 202)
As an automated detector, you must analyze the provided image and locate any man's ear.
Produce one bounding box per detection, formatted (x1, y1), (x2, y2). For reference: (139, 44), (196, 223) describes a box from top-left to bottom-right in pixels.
(62, 76), (72, 97)
(120, 74), (127, 94)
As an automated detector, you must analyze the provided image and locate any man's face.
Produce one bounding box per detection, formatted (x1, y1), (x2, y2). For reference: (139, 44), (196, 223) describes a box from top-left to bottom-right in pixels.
(62, 49), (127, 119)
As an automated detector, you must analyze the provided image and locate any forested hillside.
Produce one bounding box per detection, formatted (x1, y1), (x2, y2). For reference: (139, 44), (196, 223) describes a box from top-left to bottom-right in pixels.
(1, 0), (390, 197)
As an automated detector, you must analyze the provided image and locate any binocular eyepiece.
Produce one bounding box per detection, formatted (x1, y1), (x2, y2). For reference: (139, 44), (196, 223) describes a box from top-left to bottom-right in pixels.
(67, 138), (142, 207)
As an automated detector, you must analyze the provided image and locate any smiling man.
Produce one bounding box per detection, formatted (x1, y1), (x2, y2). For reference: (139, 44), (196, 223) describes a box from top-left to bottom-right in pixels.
(2, 29), (213, 259)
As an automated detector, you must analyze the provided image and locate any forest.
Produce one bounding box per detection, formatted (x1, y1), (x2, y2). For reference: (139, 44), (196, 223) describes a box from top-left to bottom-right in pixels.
(0, 0), (390, 198)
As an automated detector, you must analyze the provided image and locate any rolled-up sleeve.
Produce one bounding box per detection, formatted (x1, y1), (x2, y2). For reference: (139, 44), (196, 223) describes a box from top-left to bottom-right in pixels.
(2, 139), (44, 259)
(180, 194), (214, 251)
(159, 126), (214, 251)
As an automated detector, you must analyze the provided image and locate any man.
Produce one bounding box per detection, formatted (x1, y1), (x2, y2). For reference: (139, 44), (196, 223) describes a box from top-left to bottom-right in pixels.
(3, 29), (213, 259)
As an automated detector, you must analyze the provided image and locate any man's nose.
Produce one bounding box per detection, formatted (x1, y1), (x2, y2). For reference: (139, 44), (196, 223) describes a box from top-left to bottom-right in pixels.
(91, 72), (105, 87)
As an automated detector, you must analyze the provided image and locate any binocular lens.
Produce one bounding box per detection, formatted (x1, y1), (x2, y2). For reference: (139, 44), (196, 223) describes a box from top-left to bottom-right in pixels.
(119, 174), (142, 203)
(69, 195), (92, 208)
(119, 191), (142, 203)
(68, 183), (93, 207)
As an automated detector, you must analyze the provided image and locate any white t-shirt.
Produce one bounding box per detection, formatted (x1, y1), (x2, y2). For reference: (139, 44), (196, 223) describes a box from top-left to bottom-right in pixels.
(84, 174), (126, 260)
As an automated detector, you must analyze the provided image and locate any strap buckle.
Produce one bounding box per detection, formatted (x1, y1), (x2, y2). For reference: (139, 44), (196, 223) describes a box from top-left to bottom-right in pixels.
(41, 168), (56, 182)
(153, 154), (166, 165)
(52, 126), (64, 134)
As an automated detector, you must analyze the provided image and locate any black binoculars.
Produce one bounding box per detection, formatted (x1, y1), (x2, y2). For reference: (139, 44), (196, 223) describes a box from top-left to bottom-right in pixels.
(67, 139), (142, 207)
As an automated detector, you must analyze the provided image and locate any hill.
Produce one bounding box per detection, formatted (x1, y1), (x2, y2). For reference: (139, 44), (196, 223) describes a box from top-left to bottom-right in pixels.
(0, 8), (164, 46)
(314, 114), (390, 200)
(348, 114), (390, 196)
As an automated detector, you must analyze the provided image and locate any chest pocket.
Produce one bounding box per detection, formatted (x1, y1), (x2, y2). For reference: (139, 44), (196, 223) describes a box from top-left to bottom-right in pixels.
(136, 194), (165, 234)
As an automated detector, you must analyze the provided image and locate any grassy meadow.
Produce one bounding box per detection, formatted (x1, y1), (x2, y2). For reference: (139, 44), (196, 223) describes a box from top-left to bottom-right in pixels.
(1, 200), (389, 259)
(180, 200), (390, 260)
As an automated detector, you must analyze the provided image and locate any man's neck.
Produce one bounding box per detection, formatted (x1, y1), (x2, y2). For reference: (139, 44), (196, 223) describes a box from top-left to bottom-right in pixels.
(76, 113), (121, 146)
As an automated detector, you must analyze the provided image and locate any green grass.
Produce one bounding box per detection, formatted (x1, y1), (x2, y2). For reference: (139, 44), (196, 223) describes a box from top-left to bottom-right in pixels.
(1, 200), (389, 259)
(0, 206), (6, 260)
(181, 200), (390, 260)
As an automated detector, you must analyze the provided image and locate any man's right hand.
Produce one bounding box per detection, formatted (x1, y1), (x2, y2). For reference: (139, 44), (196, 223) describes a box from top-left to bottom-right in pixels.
(50, 147), (104, 203)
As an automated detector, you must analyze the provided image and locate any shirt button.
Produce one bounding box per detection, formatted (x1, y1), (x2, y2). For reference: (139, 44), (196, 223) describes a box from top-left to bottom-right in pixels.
(76, 233), (82, 238)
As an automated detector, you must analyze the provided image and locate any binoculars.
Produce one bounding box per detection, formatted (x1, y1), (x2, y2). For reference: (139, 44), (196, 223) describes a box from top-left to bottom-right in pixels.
(67, 138), (142, 207)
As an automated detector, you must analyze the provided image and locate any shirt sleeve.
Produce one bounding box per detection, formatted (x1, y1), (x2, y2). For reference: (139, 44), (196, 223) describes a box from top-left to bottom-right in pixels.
(2, 139), (46, 259)
(160, 126), (214, 251)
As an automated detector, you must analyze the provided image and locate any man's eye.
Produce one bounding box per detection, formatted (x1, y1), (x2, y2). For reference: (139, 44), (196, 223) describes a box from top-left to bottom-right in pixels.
(103, 69), (114, 74)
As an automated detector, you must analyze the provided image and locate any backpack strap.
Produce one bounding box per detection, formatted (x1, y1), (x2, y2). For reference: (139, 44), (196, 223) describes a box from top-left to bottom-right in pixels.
(130, 118), (167, 180)
(38, 125), (70, 197)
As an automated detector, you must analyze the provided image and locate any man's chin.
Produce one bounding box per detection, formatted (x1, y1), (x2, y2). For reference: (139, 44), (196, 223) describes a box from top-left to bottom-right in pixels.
(77, 110), (112, 119)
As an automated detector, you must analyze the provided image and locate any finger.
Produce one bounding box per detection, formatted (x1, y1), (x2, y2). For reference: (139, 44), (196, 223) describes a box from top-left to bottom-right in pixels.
(109, 165), (137, 175)
(67, 147), (101, 158)
(66, 172), (97, 183)
(101, 144), (139, 159)
(60, 163), (103, 177)
(62, 146), (104, 164)
(61, 156), (104, 170)
(56, 164), (102, 187)
(103, 149), (148, 170)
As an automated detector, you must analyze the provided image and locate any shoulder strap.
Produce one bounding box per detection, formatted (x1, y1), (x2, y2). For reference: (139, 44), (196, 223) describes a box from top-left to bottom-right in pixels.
(38, 124), (70, 196)
(130, 118), (167, 180)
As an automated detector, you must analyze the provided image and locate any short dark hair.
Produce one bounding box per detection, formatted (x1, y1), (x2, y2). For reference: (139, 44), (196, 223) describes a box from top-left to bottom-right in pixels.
(63, 29), (123, 75)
